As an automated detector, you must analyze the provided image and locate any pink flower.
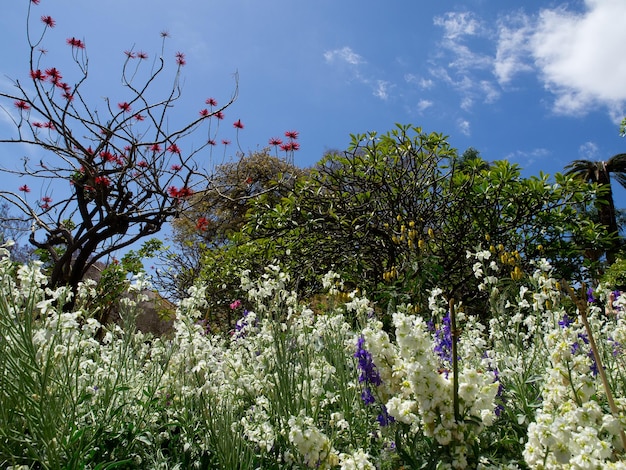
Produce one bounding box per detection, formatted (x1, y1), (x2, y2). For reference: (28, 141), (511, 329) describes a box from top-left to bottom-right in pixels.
(230, 299), (242, 310)
(31, 0), (40, 5)
(150, 144), (162, 153)
(124, 50), (136, 59)
(221, 139), (231, 146)
(137, 160), (148, 168)
(41, 15), (55, 27)
(205, 97), (217, 106)
(137, 51), (148, 60)
(19, 184), (31, 192)
(170, 164), (182, 171)
(214, 111), (224, 120)
(14, 100), (31, 111)
(118, 102), (131, 112)
(133, 113), (145, 121)
(175, 51), (186, 66)
(284, 130), (299, 140)
(233, 119), (244, 129)
(269, 137), (283, 146)
(199, 109), (209, 117)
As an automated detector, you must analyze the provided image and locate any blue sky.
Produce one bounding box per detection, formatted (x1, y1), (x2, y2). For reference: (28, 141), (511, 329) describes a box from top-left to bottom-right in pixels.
(1, 0), (626, 208)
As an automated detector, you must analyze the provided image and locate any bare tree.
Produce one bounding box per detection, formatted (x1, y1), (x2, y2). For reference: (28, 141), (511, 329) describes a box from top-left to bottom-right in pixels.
(0, 2), (236, 299)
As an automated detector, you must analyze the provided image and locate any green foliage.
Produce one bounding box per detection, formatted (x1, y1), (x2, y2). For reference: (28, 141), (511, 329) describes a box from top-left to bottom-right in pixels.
(231, 124), (606, 318)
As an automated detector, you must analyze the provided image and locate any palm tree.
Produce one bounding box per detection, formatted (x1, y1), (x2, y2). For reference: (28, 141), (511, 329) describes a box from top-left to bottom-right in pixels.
(565, 153), (626, 264)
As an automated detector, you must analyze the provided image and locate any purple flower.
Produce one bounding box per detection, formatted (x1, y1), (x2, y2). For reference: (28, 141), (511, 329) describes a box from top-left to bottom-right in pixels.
(377, 405), (394, 427)
(431, 314), (454, 364)
(587, 287), (596, 304)
(355, 336), (382, 386)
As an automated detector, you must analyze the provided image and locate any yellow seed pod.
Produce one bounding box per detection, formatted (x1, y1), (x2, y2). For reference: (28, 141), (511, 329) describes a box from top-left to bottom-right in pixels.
(408, 229), (416, 241)
(537, 244), (544, 252)
(555, 281), (561, 291)
(392, 235), (399, 245)
(489, 245), (496, 253)
(400, 224), (406, 234)
(408, 220), (415, 228)
(408, 239), (413, 249)
(418, 239), (426, 250)
(428, 227), (434, 239)
(497, 244), (504, 252)
(383, 223), (389, 229)
(485, 233), (491, 242)
(511, 266), (523, 280)
(396, 214), (402, 222)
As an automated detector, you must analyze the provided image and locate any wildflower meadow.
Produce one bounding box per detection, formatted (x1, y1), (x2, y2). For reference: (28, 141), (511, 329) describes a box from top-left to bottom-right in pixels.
(2, 241), (626, 470)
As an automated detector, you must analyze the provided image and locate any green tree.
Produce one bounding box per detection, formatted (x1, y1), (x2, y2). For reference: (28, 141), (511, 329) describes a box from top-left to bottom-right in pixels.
(234, 125), (605, 318)
(565, 153), (626, 264)
(157, 150), (305, 327)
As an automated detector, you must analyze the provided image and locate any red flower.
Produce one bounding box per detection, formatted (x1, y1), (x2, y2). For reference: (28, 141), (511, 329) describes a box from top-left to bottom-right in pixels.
(124, 50), (136, 59)
(233, 119), (244, 129)
(208, 139), (216, 146)
(133, 113), (145, 121)
(56, 82), (71, 92)
(214, 111), (224, 120)
(19, 184), (31, 193)
(31, 0), (40, 5)
(41, 15), (55, 27)
(167, 186), (179, 198)
(62, 92), (74, 101)
(171, 164), (182, 171)
(245, 177), (253, 185)
(269, 137), (283, 146)
(14, 100), (31, 111)
(43, 121), (55, 130)
(177, 187), (194, 198)
(222, 139), (231, 146)
(160, 30), (170, 38)
(175, 51), (186, 66)
(137, 160), (149, 168)
(167, 143), (181, 154)
(284, 130), (299, 140)
(199, 109), (209, 117)
(100, 151), (115, 162)
(205, 98), (217, 106)
(94, 175), (111, 187)
(41, 196), (52, 203)
(196, 217), (209, 231)
(66, 37), (85, 49)
(118, 102), (131, 112)
(45, 67), (62, 84)
(280, 141), (300, 152)
(30, 69), (46, 81)
(32, 121), (44, 128)
(137, 51), (148, 60)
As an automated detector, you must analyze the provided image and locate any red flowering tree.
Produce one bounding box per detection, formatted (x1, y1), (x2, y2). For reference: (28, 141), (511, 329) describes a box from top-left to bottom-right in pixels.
(0, 1), (237, 295)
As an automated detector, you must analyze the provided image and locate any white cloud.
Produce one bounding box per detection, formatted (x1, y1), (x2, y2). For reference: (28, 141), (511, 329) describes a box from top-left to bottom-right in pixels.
(530, 0), (626, 115)
(417, 99), (433, 112)
(323, 46), (364, 66)
(373, 80), (391, 100)
(434, 12), (483, 40)
(504, 148), (551, 167)
(458, 119), (471, 136)
(494, 13), (534, 84)
(579, 141), (600, 159)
